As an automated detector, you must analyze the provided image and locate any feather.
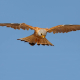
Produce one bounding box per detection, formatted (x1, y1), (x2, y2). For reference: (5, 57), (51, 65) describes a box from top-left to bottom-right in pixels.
(47, 25), (80, 34)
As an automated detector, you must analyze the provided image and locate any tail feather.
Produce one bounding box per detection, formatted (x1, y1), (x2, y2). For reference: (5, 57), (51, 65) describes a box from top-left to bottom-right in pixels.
(17, 34), (54, 46)
(37, 38), (54, 46)
(17, 34), (37, 46)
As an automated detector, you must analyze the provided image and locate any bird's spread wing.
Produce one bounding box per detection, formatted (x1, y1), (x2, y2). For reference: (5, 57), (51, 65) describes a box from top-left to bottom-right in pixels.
(0, 23), (35, 30)
(46, 25), (80, 34)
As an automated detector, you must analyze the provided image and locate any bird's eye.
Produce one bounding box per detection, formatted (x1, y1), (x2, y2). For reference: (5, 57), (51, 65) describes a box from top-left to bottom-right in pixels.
(41, 33), (42, 35)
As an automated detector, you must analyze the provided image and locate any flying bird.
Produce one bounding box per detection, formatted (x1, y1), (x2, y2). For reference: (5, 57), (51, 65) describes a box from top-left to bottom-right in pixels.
(0, 23), (80, 46)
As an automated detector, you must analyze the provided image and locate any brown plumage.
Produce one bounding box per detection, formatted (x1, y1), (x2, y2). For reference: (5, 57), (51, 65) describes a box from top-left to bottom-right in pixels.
(0, 23), (80, 46)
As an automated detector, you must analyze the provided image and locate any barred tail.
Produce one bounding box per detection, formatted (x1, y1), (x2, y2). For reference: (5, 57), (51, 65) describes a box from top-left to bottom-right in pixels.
(17, 34), (37, 46)
(17, 34), (54, 46)
(37, 38), (54, 46)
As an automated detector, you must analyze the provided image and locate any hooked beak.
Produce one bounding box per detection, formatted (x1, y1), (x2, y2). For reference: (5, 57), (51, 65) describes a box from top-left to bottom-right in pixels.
(42, 35), (45, 38)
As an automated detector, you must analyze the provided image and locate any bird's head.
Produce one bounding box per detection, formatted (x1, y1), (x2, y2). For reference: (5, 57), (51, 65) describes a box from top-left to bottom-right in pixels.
(38, 29), (47, 38)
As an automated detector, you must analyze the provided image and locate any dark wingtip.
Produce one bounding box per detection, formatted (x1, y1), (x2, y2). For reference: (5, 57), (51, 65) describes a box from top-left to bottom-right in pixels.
(51, 44), (54, 46)
(17, 39), (20, 40)
(29, 43), (35, 46)
(17, 39), (25, 41)
(24, 41), (28, 42)
(41, 44), (45, 46)
(37, 44), (40, 46)
(46, 44), (49, 46)
(21, 40), (24, 41)
(41, 44), (54, 46)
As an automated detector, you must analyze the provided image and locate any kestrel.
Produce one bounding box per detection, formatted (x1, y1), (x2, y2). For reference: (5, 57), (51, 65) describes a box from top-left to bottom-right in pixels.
(0, 23), (80, 46)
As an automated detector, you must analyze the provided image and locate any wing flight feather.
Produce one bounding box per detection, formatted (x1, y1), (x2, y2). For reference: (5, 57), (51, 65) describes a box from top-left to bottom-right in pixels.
(0, 23), (35, 30)
(47, 25), (80, 34)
